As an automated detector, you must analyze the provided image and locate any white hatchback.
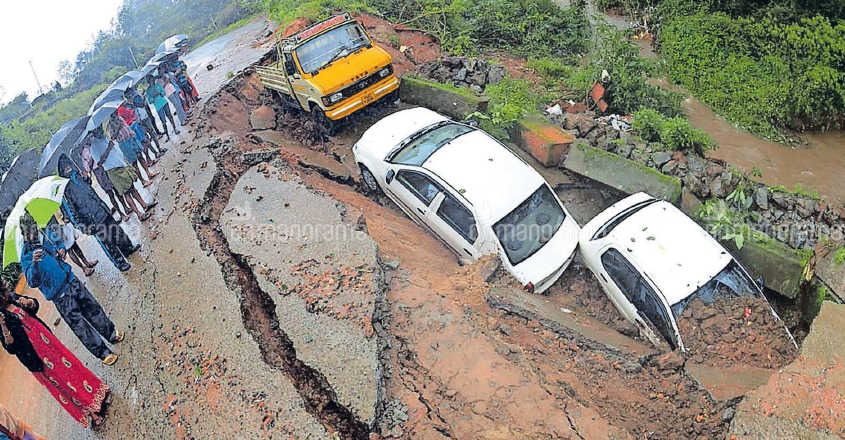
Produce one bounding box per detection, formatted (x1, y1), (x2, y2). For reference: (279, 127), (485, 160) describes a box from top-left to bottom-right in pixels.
(353, 107), (580, 293)
(579, 192), (794, 350)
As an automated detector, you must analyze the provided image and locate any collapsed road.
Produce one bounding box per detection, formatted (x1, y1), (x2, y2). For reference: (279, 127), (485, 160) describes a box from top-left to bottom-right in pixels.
(3, 14), (841, 440)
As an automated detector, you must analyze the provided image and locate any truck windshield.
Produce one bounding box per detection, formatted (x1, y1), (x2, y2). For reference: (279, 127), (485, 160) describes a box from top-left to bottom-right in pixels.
(494, 185), (566, 265)
(669, 260), (759, 319)
(296, 23), (371, 74)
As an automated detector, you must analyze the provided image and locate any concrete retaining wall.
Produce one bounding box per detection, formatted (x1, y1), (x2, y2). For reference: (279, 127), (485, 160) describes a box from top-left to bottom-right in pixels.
(563, 141), (682, 204)
(399, 76), (489, 119)
(725, 231), (810, 300)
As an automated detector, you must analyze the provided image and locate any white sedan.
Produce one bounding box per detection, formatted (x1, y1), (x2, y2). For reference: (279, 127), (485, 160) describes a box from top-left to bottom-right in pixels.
(353, 107), (580, 293)
(579, 192), (795, 350)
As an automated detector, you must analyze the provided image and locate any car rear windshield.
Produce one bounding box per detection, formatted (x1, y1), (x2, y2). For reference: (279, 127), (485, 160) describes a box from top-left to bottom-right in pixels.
(493, 185), (565, 265)
(296, 23), (370, 74)
(670, 260), (759, 318)
(389, 122), (474, 166)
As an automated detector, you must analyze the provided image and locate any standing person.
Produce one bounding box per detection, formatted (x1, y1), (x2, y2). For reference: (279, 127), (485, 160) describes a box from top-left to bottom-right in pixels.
(85, 132), (154, 222)
(45, 217), (98, 277)
(146, 77), (179, 140)
(130, 89), (167, 156)
(19, 212), (124, 367)
(0, 278), (111, 427)
(57, 155), (140, 271)
(175, 59), (200, 101)
(0, 403), (45, 440)
(174, 61), (196, 107)
(117, 98), (156, 167)
(163, 74), (187, 125)
(81, 131), (131, 221)
(107, 113), (155, 185)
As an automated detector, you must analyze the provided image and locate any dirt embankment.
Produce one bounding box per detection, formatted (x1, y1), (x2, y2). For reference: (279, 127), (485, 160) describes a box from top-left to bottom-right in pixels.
(679, 296), (798, 369)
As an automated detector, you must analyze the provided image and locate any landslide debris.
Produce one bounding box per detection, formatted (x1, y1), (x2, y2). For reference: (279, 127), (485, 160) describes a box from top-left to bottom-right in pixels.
(678, 296), (798, 369)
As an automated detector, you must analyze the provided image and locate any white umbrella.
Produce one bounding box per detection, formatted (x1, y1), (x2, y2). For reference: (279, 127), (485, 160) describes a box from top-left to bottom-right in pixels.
(3, 176), (69, 267)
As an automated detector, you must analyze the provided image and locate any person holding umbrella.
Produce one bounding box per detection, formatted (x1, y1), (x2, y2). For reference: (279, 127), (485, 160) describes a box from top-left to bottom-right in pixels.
(117, 97), (157, 168)
(106, 113), (155, 186)
(162, 74), (187, 124)
(0, 272), (112, 427)
(19, 211), (123, 367)
(128, 88), (166, 157)
(80, 130), (132, 221)
(146, 76), (179, 141)
(57, 155), (140, 271)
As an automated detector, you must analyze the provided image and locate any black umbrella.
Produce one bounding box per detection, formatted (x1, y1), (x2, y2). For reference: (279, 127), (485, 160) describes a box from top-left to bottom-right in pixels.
(88, 87), (126, 114)
(86, 100), (122, 133)
(37, 116), (89, 178)
(0, 148), (40, 215)
(156, 34), (189, 54)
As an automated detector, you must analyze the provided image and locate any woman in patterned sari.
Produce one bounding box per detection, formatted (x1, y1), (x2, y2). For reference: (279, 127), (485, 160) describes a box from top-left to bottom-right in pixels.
(0, 279), (110, 428)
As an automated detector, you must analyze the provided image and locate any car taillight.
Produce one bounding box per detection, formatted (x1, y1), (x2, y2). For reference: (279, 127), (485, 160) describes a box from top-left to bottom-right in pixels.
(524, 282), (534, 293)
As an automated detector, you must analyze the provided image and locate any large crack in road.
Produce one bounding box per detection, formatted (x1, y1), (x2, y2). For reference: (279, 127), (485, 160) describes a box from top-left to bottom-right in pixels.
(188, 139), (371, 439)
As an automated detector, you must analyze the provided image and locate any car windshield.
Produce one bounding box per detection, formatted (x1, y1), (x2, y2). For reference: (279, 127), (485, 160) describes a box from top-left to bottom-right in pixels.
(670, 260), (759, 318)
(493, 185), (566, 265)
(295, 23), (370, 74)
(390, 122), (474, 166)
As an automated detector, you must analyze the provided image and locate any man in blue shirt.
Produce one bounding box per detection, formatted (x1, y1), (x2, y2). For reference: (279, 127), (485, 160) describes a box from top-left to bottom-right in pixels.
(20, 212), (123, 366)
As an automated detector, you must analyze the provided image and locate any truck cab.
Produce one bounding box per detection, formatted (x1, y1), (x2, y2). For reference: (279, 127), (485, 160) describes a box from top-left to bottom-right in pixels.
(257, 14), (399, 127)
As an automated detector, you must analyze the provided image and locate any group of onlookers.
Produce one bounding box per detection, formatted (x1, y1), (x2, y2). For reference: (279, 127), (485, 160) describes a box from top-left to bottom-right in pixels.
(0, 56), (200, 433)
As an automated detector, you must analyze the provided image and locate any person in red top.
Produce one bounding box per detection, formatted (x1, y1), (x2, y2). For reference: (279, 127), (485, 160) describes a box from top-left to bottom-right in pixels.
(117, 102), (157, 174)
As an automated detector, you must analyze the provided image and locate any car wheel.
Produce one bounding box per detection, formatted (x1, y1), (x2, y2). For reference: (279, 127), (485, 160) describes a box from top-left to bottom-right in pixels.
(359, 165), (381, 194)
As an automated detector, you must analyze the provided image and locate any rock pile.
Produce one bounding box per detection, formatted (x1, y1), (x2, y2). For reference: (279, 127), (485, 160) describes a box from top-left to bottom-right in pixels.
(556, 111), (845, 251)
(417, 56), (508, 93)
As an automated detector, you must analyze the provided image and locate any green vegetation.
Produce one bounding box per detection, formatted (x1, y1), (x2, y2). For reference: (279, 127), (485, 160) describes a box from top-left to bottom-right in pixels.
(835, 247), (845, 265)
(562, 23), (683, 117)
(261, 0), (590, 56)
(657, 4), (845, 142)
(768, 183), (821, 200)
(470, 77), (551, 139)
(631, 108), (716, 154)
(697, 183), (760, 249)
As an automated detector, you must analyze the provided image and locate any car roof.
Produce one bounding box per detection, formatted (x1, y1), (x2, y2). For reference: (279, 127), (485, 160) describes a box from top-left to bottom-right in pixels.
(423, 130), (544, 222)
(606, 199), (732, 305)
(357, 107), (449, 160)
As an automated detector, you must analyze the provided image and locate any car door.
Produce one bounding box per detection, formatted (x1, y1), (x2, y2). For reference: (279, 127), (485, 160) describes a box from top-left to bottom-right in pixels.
(600, 248), (666, 347)
(383, 168), (442, 231)
(426, 191), (481, 263)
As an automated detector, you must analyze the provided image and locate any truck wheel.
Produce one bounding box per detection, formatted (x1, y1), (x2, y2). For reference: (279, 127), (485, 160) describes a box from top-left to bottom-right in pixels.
(310, 107), (336, 137)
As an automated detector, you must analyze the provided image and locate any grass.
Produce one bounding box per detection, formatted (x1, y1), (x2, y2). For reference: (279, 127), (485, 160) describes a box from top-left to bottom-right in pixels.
(197, 13), (261, 47)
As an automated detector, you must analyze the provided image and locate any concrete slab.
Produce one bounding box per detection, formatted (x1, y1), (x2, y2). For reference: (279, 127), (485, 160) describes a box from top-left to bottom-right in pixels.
(486, 287), (654, 359)
(251, 130), (353, 182)
(563, 141), (682, 204)
(221, 164), (384, 426)
(815, 247), (845, 302)
(730, 302), (845, 439)
(725, 231), (809, 300)
(399, 75), (489, 119)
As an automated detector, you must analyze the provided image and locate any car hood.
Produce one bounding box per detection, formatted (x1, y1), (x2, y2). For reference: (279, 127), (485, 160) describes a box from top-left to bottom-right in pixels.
(307, 45), (392, 95)
(508, 213), (580, 291)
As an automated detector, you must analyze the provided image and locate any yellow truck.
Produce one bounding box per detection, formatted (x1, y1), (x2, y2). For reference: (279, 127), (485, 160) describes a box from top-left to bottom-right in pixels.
(256, 14), (399, 133)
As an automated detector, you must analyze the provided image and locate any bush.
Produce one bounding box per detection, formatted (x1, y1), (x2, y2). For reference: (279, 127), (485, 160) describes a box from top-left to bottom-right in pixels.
(471, 77), (550, 140)
(660, 12), (845, 140)
(564, 22), (683, 117)
(264, 0), (591, 57)
(631, 108), (664, 141)
(631, 108), (717, 154)
(660, 117), (716, 154)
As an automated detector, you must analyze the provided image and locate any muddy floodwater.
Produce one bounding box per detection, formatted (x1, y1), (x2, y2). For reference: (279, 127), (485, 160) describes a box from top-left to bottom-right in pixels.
(684, 96), (845, 202)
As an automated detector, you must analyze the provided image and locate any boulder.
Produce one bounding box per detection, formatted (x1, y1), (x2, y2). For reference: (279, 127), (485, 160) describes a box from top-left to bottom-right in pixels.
(512, 117), (575, 167)
(754, 187), (769, 210)
(651, 151), (672, 168)
(563, 142), (682, 204)
(487, 65), (507, 85)
(399, 76), (489, 120)
(575, 114), (598, 137)
(249, 105), (276, 130)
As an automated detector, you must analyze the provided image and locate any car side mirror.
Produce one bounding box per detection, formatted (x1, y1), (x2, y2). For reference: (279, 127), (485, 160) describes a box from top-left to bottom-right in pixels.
(292, 73), (301, 79)
(385, 169), (395, 184)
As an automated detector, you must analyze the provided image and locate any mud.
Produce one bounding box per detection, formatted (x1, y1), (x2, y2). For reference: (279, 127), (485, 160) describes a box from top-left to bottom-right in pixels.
(678, 296), (798, 369)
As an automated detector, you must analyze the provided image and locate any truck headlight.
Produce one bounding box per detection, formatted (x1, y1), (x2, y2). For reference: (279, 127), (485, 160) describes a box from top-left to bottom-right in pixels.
(322, 92), (344, 106)
(379, 66), (391, 78)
